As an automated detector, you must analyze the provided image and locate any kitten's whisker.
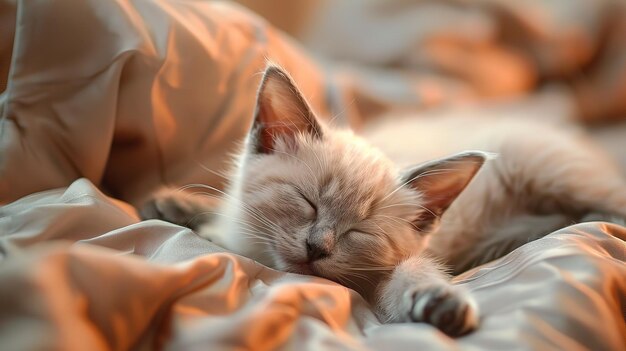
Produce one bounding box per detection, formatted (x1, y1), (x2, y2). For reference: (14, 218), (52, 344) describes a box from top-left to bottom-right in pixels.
(381, 168), (459, 202)
(194, 162), (230, 180)
(327, 97), (355, 127)
(182, 185), (281, 233)
(347, 266), (396, 272)
(371, 222), (391, 239)
(191, 191), (280, 233)
(236, 234), (278, 248)
(191, 210), (265, 233)
(345, 271), (378, 286)
(335, 272), (358, 288)
(180, 185), (282, 233)
(377, 203), (424, 210)
(235, 230), (295, 251)
(336, 270), (377, 290)
(372, 214), (414, 226)
(373, 208), (437, 229)
(187, 211), (290, 251)
(310, 149), (325, 177)
(267, 147), (317, 183)
(263, 125), (320, 178)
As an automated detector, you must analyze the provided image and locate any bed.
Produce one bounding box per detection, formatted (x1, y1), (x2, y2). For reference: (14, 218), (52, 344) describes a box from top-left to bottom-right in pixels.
(1, 1), (625, 350)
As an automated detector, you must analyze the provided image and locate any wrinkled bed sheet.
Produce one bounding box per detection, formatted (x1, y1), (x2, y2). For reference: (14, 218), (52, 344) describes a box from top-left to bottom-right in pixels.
(0, 178), (625, 351)
(1, 1), (626, 350)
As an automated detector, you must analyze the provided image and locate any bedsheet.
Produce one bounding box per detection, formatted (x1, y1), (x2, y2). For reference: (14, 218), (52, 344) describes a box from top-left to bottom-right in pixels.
(0, 178), (625, 351)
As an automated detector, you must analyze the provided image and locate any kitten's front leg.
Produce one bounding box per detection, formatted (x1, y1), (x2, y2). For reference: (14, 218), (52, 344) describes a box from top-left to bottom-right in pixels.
(377, 255), (478, 337)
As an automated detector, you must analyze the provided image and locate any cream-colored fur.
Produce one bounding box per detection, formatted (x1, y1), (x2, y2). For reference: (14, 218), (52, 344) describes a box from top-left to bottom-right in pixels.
(142, 66), (626, 337)
(365, 113), (626, 272)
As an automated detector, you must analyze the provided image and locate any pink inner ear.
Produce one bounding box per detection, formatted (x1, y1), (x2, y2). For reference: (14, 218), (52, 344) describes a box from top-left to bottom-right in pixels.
(252, 66), (323, 154)
(258, 120), (302, 154)
(404, 152), (487, 231)
(419, 177), (469, 213)
(411, 177), (469, 232)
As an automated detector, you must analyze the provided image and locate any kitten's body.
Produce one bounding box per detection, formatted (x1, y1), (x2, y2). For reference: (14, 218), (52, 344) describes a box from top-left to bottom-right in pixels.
(365, 114), (626, 272)
(142, 66), (626, 336)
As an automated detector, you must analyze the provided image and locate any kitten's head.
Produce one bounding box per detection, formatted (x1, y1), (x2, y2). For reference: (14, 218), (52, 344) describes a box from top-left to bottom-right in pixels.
(234, 65), (486, 292)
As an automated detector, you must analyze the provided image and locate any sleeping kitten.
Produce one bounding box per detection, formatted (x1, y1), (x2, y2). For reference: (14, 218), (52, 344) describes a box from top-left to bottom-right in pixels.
(141, 66), (626, 336)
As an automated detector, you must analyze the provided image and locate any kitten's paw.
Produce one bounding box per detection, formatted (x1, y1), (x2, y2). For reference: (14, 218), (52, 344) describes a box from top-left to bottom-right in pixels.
(406, 286), (478, 337)
(140, 189), (191, 226)
(140, 188), (216, 229)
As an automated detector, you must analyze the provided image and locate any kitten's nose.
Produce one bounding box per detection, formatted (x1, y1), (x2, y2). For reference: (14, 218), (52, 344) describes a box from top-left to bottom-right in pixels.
(306, 240), (329, 262)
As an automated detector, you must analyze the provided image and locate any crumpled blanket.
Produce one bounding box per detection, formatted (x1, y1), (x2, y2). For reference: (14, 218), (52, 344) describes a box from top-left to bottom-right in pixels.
(0, 0), (337, 205)
(297, 0), (626, 122)
(0, 179), (624, 351)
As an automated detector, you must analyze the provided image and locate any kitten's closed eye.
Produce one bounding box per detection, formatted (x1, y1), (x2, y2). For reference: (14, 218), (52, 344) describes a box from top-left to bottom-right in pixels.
(343, 230), (379, 247)
(346, 229), (370, 238)
(295, 188), (317, 220)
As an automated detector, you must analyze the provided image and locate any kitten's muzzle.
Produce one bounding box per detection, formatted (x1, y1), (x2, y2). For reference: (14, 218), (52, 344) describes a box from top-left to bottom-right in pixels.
(306, 227), (335, 262)
(305, 240), (330, 262)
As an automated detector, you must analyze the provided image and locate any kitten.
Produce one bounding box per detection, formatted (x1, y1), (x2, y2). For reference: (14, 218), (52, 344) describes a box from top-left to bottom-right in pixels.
(141, 65), (626, 337)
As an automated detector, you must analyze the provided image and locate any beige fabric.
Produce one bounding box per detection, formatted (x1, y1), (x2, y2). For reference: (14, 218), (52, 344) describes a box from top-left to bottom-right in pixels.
(297, 0), (626, 123)
(0, 0), (333, 205)
(0, 178), (625, 350)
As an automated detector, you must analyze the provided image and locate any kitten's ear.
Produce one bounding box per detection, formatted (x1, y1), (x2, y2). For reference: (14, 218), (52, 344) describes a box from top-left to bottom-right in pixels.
(402, 151), (490, 232)
(250, 65), (323, 154)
